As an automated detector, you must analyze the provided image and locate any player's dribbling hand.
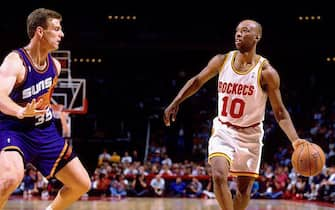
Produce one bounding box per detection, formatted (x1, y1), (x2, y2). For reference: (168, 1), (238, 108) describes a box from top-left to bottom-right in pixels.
(292, 138), (309, 150)
(163, 103), (179, 127)
(16, 98), (47, 119)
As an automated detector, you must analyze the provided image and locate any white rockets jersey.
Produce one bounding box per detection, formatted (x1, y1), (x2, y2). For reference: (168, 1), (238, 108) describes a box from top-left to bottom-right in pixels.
(217, 50), (268, 127)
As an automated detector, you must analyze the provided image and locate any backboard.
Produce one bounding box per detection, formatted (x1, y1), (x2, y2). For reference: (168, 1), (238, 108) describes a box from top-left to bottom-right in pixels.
(51, 50), (88, 114)
(51, 78), (87, 114)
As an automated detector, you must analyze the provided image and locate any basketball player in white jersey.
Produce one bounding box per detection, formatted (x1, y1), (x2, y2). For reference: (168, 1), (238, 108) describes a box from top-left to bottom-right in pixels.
(164, 19), (307, 210)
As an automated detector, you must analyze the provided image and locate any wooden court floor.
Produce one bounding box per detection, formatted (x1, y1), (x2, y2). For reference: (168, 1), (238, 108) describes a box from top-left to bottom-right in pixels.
(4, 197), (335, 210)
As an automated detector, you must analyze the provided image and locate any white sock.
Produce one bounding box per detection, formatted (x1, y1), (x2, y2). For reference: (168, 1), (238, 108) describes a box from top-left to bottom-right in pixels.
(45, 205), (53, 210)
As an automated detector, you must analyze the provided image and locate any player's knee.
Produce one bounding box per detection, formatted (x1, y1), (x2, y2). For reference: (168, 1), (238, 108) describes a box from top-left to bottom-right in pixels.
(212, 169), (229, 185)
(0, 173), (23, 194)
(83, 178), (92, 193)
(77, 177), (91, 194)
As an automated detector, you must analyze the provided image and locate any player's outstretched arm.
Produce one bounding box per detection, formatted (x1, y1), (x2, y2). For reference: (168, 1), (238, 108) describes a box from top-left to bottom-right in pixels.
(163, 54), (225, 126)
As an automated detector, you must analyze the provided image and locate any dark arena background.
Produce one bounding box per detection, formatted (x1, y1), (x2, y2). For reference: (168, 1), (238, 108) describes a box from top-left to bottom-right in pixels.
(1, 1), (335, 209)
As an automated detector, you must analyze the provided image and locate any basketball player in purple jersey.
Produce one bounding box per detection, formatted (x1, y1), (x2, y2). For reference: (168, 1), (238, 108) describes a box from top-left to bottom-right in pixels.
(0, 8), (91, 210)
(164, 19), (308, 210)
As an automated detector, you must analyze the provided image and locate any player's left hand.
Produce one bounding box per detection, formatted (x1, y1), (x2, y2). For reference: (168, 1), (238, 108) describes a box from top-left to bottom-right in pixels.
(17, 98), (47, 119)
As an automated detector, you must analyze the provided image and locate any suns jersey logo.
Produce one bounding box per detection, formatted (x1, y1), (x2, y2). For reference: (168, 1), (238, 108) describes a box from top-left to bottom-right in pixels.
(22, 77), (53, 99)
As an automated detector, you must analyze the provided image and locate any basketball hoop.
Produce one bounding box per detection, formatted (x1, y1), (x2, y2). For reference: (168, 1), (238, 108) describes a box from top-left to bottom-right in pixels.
(51, 50), (88, 142)
(63, 98), (88, 115)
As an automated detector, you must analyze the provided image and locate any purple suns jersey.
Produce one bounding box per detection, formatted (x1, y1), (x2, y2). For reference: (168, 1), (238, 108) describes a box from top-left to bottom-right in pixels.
(0, 48), (71, 178)
(0, 48), (58, 131)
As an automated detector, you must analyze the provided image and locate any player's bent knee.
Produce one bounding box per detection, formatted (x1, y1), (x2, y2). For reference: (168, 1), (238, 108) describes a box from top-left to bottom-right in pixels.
(212, 170), (229, 185)
(0, 174), (23, 194)
(82, 179), (91, 193)
(76, 178), (91, 194)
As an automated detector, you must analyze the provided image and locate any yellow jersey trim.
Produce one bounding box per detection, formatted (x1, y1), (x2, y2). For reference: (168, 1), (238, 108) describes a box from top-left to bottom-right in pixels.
(231, 51), (261, 75)
(230, 171), (259, 178)
(208, 152), (232, 165)
(46, 141), (68, 179)
(257, 59), (266, 89)
(3, 146), (24, 156)
(218, 53), (230, 76)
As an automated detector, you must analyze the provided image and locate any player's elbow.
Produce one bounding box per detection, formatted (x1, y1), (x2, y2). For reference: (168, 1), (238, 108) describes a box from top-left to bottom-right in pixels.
(190, 76), (204, 90)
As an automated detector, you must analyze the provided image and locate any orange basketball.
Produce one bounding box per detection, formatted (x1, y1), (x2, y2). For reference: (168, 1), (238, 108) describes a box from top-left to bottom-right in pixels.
(291, 142), (325, 177)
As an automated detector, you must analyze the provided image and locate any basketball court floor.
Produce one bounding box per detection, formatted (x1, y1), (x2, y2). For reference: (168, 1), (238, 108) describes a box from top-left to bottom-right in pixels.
(5, 197), (335, 210)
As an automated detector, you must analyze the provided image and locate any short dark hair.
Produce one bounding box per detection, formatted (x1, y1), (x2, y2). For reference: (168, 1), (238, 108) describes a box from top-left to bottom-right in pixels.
(26, 8), (62, 39)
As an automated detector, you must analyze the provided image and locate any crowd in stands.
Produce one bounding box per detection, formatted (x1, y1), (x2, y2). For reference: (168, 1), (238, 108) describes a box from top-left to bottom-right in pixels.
(13, 130), (335, 203)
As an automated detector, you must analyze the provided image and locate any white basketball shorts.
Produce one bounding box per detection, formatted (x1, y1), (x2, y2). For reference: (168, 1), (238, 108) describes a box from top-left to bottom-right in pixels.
(208, 117), (264, 178)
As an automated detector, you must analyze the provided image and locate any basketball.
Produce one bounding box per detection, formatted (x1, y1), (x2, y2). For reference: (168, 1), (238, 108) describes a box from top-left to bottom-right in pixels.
(291, 142), (326, 177)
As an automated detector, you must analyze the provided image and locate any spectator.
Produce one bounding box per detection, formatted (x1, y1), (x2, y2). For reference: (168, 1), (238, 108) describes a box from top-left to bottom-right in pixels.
(150, 174), (165, 197)
(202, 177), (215, 199)
(128, 174), (149, 197)
(287, 176), (308, 199)
(259, 178), (283, 199)
(110, 152), (121, 163)
(161, 153), (172, 167)
(98, 148), (111, 166)
(132, 149), (141, 163)
(306, 171), (326, 200)
(150, 150), (161, 164)
(158, 163), (173, 176)
(273, 166), (288, 193)
(95, 173), (111, 196)
(138, 165), (149, 176)
(169, 177), (186, 197)
(123, 162), (139, 176)
(23, 166), (38, 198)
(36, 171), (49, 199)
(110, 174), (128, 199)
(186, 177), (203, 198)
(121, 151), (133, 164)
(251, 180), (260, 199)
(318, 166), (335, 202)
(191, 165), (206, 176)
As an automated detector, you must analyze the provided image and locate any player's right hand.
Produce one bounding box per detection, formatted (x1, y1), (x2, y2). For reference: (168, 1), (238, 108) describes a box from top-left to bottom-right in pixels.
(16, 99), (47, 119)
(163, 103), (179, 127)
(292, 138), (308, 150)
